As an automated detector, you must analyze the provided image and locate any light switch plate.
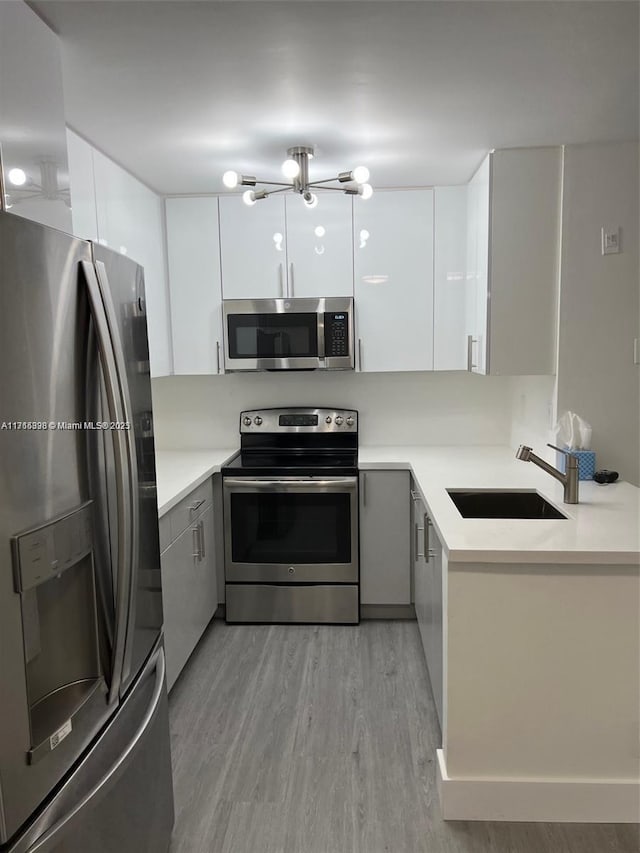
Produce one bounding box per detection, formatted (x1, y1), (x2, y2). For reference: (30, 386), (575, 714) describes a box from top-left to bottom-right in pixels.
(601, 226), (621, 255)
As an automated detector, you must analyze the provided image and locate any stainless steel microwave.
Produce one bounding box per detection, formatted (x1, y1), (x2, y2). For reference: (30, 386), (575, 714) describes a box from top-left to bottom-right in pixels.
(222, 297), (354, 371)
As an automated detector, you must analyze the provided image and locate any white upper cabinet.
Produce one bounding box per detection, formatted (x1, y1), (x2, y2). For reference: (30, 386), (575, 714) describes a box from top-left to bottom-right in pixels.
(0, 2), (71, 233)
(354, 190), (434, 372)
(219, 193), (354, 300)
(434, 186), (468, 371)
(219, 195), (287, 300)
(284, 194), (353, 298)
(467, 147), (561, 376)
(166, 197), (223, 375)
(466, 155), (491, 374)
(67, 130), (98, 241)
(91, 149), (172, 377)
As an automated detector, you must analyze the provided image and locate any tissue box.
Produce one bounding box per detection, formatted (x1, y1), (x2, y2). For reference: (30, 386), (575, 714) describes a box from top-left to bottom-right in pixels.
(557, 448), (596, 481)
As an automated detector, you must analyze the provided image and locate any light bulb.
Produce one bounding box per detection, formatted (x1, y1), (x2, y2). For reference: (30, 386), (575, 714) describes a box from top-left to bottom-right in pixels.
(360, 183), (373, 200)
(303, 192), (318, 209)
(353, 166), (370, 184)
(243, 190), (257, 206)
(314, 225), (326, 238)
(8, 168), (26, 186)
(282, 159), (300, 179)
(223, 170), (239, 189)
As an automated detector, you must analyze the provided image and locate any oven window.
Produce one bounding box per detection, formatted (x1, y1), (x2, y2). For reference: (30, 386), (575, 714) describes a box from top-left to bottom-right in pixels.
(227, 313), (318, 359)
(230, 492), (352, 564)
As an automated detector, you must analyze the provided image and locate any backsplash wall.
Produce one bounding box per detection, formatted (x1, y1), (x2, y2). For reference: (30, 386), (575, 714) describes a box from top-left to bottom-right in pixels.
(509, 375), (556, 459)
(151, 371), (516, 450)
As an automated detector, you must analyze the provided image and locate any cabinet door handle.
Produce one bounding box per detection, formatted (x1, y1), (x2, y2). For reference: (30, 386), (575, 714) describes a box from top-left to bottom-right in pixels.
(410, 489), (420, 502)
(415, 523), (425, 559)
(358, 338), (363, 371)
(216, 341), (221, 374)
(289, 262), (294, 297)
(467, 335), (478, 371)
(424, 513), (430, 557)
(190, 498), (205, 514)
(192, 525), (201, 560)
(199, 519), (206, 559)
(278, 263), (284, 298)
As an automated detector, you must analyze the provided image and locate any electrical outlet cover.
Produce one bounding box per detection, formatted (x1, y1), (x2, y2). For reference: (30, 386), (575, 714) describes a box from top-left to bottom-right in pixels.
(601, 226), (621, 255)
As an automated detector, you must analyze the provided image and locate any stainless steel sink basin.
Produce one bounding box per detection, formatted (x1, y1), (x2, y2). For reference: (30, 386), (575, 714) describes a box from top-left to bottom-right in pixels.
(447, 489), (567, 519)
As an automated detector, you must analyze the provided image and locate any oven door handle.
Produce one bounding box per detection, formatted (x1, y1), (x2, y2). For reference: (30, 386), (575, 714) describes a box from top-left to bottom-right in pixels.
(223, 477), (357, 490)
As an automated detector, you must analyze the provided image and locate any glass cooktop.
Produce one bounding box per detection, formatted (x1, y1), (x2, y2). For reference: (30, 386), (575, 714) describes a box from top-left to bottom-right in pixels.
(221, 449), (358, 477)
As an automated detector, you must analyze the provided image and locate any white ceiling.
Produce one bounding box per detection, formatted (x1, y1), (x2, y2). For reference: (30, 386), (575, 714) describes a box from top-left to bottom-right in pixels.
(31, 0), (639, 195)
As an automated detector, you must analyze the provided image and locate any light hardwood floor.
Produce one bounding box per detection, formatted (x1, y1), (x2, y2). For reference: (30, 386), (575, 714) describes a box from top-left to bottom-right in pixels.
(168, 621), (638, 853)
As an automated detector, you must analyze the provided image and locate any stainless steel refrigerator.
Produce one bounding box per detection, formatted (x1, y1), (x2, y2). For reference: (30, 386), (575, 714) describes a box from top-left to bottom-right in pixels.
(0, 211), (174, 852)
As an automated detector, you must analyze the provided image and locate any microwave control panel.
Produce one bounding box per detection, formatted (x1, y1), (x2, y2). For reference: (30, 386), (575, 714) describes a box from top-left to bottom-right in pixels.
(324, 312), (349, 358)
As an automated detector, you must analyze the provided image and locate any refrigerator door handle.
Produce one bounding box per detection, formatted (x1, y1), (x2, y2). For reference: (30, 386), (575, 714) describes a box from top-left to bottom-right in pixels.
(23, 648), (166, 853)
(81, 260), (132, 705)
(93, 260), (140, 690)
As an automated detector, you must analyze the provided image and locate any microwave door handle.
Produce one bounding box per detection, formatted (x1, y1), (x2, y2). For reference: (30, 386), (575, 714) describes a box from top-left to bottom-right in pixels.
(318, 312), (326, 361)
(81, 261), (131, 706)
(278, 263), (284, 298)
(94, 261), (139, 689)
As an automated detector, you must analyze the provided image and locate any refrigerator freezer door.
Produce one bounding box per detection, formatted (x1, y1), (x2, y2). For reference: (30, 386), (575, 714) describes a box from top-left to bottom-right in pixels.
(0, 213), (117, 841)
(7, 642), (173, 853)
(90, 245), (163, 697)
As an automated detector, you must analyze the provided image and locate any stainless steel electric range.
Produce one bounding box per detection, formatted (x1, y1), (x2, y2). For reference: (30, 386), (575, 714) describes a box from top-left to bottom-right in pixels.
(222, 407), (359, 624)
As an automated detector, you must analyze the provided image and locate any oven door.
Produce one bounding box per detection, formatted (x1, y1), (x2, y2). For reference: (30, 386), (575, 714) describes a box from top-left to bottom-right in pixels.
(223, 299), (322, 370)
(223, 477), (358, 582)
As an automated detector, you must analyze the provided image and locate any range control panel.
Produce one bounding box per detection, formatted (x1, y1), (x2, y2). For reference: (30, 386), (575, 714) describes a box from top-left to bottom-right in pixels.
(240, 407), (358, 433)
(324, 313), (350, 358)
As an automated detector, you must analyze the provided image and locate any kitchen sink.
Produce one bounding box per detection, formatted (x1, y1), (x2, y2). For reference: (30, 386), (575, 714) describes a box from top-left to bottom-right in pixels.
(447, 489), (567, 519)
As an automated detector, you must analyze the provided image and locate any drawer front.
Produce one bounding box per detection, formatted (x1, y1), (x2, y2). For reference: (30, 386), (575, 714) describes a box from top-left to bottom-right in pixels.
(159, 514), (172, 554)
(168, 479), (213, 544)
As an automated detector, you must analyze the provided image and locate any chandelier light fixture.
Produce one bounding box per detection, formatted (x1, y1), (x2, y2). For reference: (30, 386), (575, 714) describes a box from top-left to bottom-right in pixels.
(222, 145), (373, 208)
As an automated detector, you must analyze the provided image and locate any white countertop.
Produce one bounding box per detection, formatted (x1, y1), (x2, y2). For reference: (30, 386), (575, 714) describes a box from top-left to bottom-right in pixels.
(359, 445), (640, 565)
(155, 448), (236, 516)
(154, 445), (639, 566)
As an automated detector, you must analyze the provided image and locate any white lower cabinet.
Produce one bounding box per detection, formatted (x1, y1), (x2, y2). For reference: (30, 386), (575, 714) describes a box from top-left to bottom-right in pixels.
(359, 471), (411, 605)
(160, 481), (217, 690)
(412, 482), (443, 729)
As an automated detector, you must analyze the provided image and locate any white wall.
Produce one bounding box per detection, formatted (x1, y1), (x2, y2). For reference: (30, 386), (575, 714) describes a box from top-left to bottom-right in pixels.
(151, 371), (514, 450)
(509, 375), (556, 459)
(557, 142), (640, 485)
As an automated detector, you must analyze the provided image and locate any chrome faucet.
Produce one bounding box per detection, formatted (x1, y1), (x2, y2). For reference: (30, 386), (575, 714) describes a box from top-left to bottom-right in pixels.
(516, 443), (579, 504)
